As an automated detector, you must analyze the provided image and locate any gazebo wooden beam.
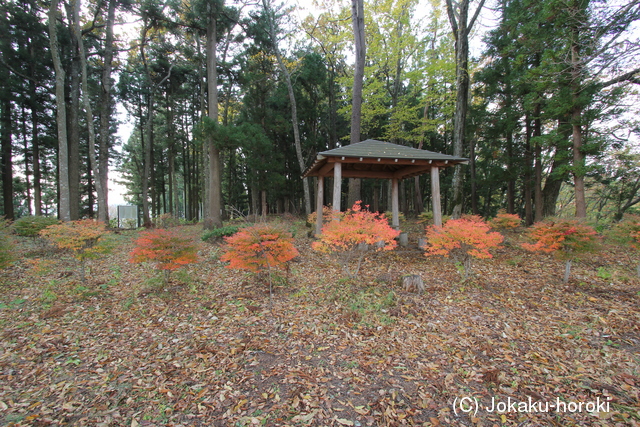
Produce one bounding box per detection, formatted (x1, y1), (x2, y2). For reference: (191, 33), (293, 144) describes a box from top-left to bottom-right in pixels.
(341, 170), (395, 179)
(317, 162), (335, 176)
(393, 165), (431, 179)
(431, 166), (442, 227)
(315, 176), (324, 236)
(391, 178), (399, 230)
(333, 162), (342, 213)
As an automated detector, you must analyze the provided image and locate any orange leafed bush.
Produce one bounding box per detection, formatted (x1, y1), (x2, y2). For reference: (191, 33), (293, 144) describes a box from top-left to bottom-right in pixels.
(130, 228), (199, 271)
(40, 219), (108, 260)
(312, 201), (399, 253)
(424, 217), (503, 260)
(521, 218), (597, 255)
(312, 201), (400, 277)
(40, 219), (111, 283)
(489, 210), (522, 229)
(220, 223), (299, 273)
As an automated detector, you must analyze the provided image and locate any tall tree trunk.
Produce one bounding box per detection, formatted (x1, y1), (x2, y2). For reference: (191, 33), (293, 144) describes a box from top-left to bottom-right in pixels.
(21, 106), (32, 215)
(533, 104), (543, 222)
(570, 19), (587, 218)
(524, 114), (533, 225)
(98, 0), (117, 222)
(140, 26), (153, 226)
(64, 1), (80, 220)
(29, 77), (42, 216)
(262, 0), (312, 215)
(74, 0), (107, 223)
(542, 120), (572, 217)
(0, 97), (11, 220)
(470, 136), (478, 215)
(348, 0), (366, 208)
(204, 11), (223, 229)
(446, 0), (485, 218)
(0, 0), (12, 220)
(48, 0), (71, 221)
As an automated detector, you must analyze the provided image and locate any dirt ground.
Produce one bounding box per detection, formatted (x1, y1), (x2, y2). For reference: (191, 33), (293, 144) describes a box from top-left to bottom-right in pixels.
(0, 222), (639, 426)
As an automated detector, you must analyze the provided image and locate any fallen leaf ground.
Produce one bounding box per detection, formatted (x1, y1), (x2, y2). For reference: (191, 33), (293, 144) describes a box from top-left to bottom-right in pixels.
(1, 220), (639, 426)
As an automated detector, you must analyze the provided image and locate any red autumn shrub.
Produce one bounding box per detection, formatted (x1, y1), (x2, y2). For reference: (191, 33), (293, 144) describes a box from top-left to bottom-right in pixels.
(423, 217), (503, 278)
(312, 201), (400, 278)
(220, 223), (298, 274)
(489, 210), (522, 229)
(130, 228), (199, 283)
(522, 218), (598, 282)
(521, 218), (597, 254)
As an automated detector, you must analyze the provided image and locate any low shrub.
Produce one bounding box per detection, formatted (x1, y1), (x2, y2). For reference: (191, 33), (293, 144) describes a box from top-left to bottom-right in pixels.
(13, 216), (59, 237)
(202, 225), (244, 242)
(423, 216), (503, 279)
(130, 228), (200, 284)
(522, 218), (598, 282)
(40, 219), (111, 283)
(220, 223), (298, 274)
(313, 201), (400, 278)
(489, 210), (522, 230)
(0, 217), (14, 269)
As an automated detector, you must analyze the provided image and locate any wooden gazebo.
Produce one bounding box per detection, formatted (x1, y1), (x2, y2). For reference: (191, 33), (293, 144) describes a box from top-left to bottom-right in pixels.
(302, 139), (467, 235)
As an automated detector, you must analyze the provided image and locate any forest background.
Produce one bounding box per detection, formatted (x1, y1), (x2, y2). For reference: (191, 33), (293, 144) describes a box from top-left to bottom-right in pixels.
(1, 0), (640, 227)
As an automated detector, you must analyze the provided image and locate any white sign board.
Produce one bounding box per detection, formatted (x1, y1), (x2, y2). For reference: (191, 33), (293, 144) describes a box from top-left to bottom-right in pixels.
(117, 205), (138, 228)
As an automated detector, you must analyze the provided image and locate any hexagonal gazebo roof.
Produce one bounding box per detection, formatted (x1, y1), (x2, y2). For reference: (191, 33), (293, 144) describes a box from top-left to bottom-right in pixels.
(303, 139), (467, 180)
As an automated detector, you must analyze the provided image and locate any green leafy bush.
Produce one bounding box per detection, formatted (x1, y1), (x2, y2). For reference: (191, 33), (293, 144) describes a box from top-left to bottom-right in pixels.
(13, 216), (59, 237)
(202, 225), (245, 242)
(155, 213), (181, 228)
(607, 214), (640, 276)
(0, 218), (14, 268)
(489, 210), (522, 229)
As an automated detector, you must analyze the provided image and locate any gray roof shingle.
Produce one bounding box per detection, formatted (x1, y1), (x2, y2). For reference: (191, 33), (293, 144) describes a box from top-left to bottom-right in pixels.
(317, 139), (468, 162)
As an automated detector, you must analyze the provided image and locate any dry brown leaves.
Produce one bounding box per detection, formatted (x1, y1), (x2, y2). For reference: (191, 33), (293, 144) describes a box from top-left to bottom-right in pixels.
(0, 223), (638, 426)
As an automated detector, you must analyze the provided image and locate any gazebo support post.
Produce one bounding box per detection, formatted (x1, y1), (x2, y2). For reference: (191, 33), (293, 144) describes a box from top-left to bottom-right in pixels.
(391, 178), (400, 230)
(333, 162), (342, 215)
(315, 176), (324, 236)
(431, 166), (442, 227)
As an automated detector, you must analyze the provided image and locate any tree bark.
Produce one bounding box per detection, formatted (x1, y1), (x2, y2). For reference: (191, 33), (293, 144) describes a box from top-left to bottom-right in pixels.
(64, 1), (80, 220)
(74, 0), (108, 223)
(48, 0), (71, 221)
(570, 12), (587, 218)
(446, 0), (485, 218)
(0, 97), (11, 220)
(533, 104), (543, 222)
(348, 0), (366, 208)
(98, 0), (117, 222)
(204, 10), (223, 229)
(29, 78), (42, 216)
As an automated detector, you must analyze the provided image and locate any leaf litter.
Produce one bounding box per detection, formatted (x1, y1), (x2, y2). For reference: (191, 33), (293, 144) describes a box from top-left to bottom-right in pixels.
(0, 223), (638, 426)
